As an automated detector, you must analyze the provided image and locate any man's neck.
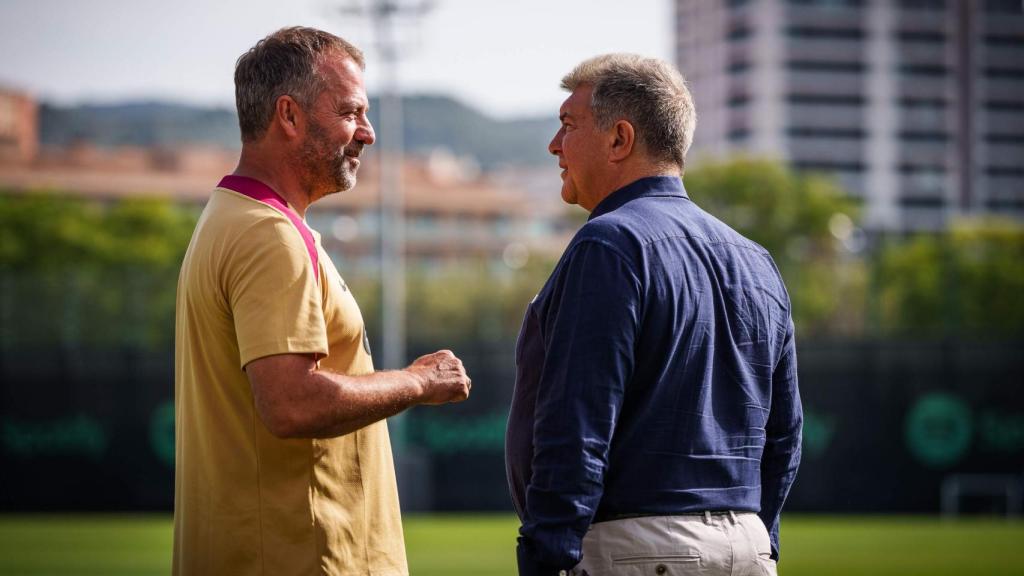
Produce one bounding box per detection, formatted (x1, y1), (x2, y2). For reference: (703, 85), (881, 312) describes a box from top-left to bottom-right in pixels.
(588, 163), (681, 212)
(233, 146), (312, 217)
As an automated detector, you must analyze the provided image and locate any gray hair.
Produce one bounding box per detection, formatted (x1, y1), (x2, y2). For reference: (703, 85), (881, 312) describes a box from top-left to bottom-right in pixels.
(234, 27), (364, 142)
(561, 54), (696, 170)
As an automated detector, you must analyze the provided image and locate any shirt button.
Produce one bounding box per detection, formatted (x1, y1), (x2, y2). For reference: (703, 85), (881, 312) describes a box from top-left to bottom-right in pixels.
(559, 571), (568, 576)
(655, 564), (668, 575)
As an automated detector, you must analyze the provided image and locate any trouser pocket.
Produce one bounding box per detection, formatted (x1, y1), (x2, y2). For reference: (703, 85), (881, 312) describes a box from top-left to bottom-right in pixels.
(609, 554), (701, 575)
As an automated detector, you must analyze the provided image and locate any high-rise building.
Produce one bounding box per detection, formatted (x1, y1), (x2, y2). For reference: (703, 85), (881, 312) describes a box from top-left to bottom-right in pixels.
(676, 0), (1024, 231)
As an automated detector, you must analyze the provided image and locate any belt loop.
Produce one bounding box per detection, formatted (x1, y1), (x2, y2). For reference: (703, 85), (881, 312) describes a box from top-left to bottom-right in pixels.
(703, 511), (712, 525)
(728, 510), (737, 525)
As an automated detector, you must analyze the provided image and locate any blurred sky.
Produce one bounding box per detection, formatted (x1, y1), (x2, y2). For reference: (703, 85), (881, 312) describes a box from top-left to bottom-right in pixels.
(0, 0), (672, 119)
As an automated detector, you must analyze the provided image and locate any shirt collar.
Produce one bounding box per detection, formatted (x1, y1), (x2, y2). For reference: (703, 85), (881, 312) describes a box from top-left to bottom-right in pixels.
(588, 175), (689, 221)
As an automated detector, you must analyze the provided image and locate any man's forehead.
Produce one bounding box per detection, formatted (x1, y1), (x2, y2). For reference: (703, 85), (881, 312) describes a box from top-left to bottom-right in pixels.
(560, 86), (592, 116)
(320, 57), (368, 101)
(321, 55), (363, 83)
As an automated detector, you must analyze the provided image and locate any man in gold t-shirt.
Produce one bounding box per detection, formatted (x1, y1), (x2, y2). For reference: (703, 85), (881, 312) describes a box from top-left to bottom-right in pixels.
(173, 27), (472, 576)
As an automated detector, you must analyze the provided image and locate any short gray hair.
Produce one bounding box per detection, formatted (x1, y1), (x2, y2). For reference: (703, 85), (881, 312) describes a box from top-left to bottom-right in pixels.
(234, 27), (364, 142)
(561, 54), (696, 170)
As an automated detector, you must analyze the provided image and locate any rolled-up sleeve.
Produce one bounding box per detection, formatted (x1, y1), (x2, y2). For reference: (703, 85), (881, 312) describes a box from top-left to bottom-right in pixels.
(758, 315), (803, 561)
(517, 239), (641, 575)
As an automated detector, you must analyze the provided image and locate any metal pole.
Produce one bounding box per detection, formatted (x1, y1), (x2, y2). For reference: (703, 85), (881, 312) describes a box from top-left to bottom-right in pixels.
(335, 1), (433, 507)
(375, 1), (406, 373)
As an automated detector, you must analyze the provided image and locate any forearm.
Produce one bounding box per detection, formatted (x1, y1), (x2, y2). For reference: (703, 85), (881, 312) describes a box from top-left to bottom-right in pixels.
(759, 433), (801, 557)
(248, 350), (469, 439)
(273, 367), (425, 438)
(519, 470), (604, 573)
(516, 240), (638, 573)
(760, 326), (802, 559)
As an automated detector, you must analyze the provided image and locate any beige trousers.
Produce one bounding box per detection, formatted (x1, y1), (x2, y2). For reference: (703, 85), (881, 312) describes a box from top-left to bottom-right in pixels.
(572, 512), (778, 576)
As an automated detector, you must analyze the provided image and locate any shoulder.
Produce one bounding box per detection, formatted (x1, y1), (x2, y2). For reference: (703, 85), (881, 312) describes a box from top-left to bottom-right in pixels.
(697, 207), (772, 257)
(197, 189), (318, 281)
(208, 188), (311, 250)
(684, 204), (788, 295)
(571, 211), (646, 264)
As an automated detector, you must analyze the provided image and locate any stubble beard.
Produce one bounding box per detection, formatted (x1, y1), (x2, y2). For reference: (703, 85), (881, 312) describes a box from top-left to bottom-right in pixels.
(301, 120), (358, 197)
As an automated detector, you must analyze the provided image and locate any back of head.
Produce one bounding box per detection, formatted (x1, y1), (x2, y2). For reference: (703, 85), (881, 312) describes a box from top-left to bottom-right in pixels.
(234, 26), (364, 143)
(561, 54), (696, 171)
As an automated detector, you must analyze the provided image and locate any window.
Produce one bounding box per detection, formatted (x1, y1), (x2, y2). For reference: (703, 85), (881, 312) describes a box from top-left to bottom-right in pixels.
(986, 198), (1024, 210)
(986, 166), (1024, 177)
(788, 127), (866, 139)
(983, 34), (1024, 47)
(728, 128), (751, 141)
(898, 64), (949, 76)
(899, 97), (947, 108)
(899, 131), (950, 141)
(897, 0), (946, 9)
(985, 134), (1024, 144)
(896, 31), (946, 43)
(728, 95), (750, 107)
(984, 67), (1024, 79)
(899, 196), (945, 207)
(984, 0), (1024, 13)
(787, 0), (864, 6)
(788, 61), (866, 73)
(789, 94), (865, 105)
(899, 163), (947, 173)
(984, 100), (1024, 112)
(787, 27), (864, 40)
(793, 160), (866, 171)
(728, 25), (752, 41)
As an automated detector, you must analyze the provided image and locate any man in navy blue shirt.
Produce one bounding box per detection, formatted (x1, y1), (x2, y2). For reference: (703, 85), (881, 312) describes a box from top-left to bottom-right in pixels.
(506, 54), (802, 576)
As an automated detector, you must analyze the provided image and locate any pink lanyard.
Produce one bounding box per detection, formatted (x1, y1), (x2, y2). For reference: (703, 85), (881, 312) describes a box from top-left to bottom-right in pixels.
(217, 175), (320, 286)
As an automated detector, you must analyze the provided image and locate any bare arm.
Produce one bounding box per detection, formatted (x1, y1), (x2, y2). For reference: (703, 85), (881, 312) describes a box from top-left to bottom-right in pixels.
(246, 350), (471, 438)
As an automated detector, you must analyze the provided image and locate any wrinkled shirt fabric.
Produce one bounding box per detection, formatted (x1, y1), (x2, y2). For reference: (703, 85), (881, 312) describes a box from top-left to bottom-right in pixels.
(506, 176), (802, 576)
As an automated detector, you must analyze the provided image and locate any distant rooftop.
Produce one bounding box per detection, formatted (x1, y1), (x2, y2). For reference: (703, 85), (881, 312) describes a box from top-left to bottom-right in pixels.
(0, 143), (538, 219)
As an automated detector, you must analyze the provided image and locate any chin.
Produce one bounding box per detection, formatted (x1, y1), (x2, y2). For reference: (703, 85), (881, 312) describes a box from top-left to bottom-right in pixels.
(333, 173), (357, 193)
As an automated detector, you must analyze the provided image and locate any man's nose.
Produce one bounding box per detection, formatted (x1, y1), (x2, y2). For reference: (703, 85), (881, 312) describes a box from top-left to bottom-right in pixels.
(548, 128), (563, 156)
(357, 118), (376, 146)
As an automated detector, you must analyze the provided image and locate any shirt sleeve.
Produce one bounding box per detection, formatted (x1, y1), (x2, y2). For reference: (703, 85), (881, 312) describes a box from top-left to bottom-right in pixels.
(517, 239), (641, 575)
(758, 315), (803, 561)
(228, 215), (329, 369)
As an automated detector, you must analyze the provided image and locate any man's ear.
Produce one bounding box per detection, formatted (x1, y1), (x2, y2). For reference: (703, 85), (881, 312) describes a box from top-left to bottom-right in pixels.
(608, 120), (636, 163)
(273, 95), (304, 139)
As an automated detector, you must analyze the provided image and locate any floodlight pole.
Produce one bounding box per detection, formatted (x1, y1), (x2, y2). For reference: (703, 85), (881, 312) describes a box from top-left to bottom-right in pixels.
(336, 3), (434, 468)
(338, 0), (433, 374)
(374, 1), (407, 376)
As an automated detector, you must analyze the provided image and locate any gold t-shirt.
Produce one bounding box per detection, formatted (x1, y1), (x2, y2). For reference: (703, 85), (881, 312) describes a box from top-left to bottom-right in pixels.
(173, 185), (407, 576)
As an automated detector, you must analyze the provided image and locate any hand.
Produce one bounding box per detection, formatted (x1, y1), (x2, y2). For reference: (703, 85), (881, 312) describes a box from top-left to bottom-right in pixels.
(407, 350), (472, 405)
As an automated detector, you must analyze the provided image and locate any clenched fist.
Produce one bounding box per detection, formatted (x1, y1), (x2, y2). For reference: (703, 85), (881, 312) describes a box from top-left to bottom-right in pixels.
(407, 349), (472, 405)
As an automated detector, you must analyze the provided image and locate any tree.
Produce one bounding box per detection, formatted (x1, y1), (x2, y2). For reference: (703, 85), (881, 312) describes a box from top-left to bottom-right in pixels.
(0, 191), (198, 350)
(683, 157), (866, 337)
(877, 218), (1024, 337)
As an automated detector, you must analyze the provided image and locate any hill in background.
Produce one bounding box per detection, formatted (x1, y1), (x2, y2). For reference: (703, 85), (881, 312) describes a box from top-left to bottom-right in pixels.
(38, 95), (558, 170)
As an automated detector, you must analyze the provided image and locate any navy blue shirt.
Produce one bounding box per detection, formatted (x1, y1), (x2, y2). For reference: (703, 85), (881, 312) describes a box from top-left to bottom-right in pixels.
(506, 176), (802, 575)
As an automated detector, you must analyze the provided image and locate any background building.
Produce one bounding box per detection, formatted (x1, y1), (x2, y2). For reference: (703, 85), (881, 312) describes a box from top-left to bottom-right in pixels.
(676, 0), (1024, 231)
(0, 87), (37, 165)
(0, 144), (569, 275)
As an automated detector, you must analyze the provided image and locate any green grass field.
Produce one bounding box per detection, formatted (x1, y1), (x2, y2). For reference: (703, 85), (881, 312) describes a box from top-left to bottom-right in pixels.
(0, 514), (1022, 575)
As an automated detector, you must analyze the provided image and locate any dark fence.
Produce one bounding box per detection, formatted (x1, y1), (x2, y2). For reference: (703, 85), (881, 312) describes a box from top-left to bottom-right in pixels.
(1, 339), (1022, 513)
